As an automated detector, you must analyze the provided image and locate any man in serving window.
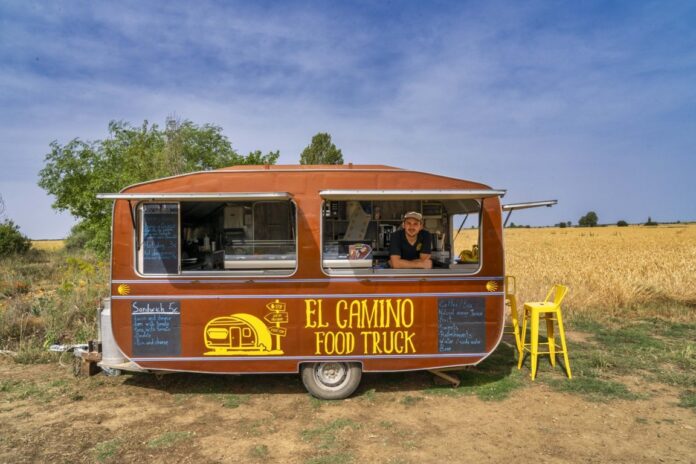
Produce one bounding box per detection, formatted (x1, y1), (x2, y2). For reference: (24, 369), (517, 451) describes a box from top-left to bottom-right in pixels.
(389, 211), (433, 269)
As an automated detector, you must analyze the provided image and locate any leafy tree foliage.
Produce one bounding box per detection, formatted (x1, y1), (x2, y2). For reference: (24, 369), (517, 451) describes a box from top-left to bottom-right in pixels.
(38, 118), (280, 255)
(0, 219), (31, 256)
(299, 132), (344, 165)
(617, 220), (628, 227)
(578, 211), (598, 227)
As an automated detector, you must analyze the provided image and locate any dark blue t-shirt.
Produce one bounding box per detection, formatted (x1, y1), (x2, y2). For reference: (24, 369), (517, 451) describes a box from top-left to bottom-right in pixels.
(389, 229), (432, 260)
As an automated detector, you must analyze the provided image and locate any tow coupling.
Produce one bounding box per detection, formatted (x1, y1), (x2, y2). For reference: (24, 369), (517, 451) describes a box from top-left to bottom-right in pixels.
(49, 341), (102, 376)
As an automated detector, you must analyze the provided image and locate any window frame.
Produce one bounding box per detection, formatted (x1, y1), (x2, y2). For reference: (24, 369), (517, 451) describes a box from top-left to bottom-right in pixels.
(130, 194), (298, 278)
(318, 191), (496, 277)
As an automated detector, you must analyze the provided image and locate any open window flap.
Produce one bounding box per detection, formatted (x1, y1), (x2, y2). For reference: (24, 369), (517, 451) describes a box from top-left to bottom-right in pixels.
(502, 199), (557, 226)
(319, 189), (506, 200)
(96, 192), (291, 201)
(96, 192), (293, 232)
(441, 199), (482, 215)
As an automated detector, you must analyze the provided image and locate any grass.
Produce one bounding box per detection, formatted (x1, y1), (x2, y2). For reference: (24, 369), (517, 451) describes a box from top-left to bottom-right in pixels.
(0, 248), (108, 362)
(400, 395), (424, 406)
(146, 431), (193, 449)
(220, 393), (250, 408)
(546, 377), (641, 402)
(678, 391), (696, 410)
(301, 418), (360, 450)
(249, 444), (270, 459)
(305, 453), (354, 464)
(0, 378), (64, 402)
(426, 343), (526, 401)
(515, 313), (696, 403)
(94, 439), (120, 462)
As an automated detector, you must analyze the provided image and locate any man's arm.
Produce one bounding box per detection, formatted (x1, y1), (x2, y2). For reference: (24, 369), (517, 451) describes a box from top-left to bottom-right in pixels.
(390, 254), (433, 269)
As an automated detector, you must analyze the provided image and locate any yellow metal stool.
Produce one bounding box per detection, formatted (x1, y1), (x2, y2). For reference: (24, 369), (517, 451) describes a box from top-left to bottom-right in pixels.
(504, 275), (522, 354)
(518, 284), (571, 380)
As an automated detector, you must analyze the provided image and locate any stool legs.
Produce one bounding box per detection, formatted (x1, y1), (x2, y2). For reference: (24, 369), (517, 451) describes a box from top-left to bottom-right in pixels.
(518, 308), (571, 380)
(530, 310), (540, 380)
(546, 315), (555, 368)
(556, 310), (572, 379)
(518, 309), (528, 369)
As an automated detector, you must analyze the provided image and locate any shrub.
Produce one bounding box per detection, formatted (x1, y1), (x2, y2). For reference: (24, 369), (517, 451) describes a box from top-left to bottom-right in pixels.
(617, 220), (628, 227)
(578, 211), (598, 227)
(0, 220), (31, 256)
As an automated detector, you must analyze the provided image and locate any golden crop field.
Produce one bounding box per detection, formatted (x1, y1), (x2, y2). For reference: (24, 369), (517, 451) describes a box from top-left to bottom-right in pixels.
(30, 240), (65, 251)
(458, 224), (696, 320)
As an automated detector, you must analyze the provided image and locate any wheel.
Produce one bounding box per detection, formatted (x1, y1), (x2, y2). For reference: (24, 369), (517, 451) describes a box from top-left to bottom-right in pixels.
(301, 362), (362, 400)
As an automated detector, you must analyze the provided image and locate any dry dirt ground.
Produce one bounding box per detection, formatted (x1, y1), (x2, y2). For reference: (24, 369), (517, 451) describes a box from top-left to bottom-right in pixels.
(1, 351), (694, 464)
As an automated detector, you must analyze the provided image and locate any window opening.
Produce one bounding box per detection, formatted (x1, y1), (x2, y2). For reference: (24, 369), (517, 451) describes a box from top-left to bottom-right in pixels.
(138, 200), (296, 275)
(322, 199), (482, 274)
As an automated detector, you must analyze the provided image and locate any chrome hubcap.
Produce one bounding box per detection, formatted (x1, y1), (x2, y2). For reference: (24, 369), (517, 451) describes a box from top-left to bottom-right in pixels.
(314, 362), (348, 388)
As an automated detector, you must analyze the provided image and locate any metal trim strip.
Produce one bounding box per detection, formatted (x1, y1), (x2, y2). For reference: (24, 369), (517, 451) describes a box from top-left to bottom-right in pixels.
(131, 353), (488, 362)
(111, 276), (504, 284)
(112, 291), (504, 299)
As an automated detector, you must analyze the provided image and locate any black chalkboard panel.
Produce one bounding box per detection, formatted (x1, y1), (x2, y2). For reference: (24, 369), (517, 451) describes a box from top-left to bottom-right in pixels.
(438, 297), (486, 353)
(142, 203), (179, 274)
(131, 300), (181, 356)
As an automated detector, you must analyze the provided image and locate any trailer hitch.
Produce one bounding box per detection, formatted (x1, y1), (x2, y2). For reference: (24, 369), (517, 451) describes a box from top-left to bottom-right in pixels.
(49, 341), (102, 376)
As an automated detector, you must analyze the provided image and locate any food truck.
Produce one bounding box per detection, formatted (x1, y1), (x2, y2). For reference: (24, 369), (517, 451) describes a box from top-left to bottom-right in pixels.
(89, 164), (513, 399)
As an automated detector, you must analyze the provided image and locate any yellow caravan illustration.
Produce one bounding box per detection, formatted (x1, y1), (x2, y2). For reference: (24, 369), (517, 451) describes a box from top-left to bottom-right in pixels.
(204, 301), (288, 355)
(204, 313), (281, 355)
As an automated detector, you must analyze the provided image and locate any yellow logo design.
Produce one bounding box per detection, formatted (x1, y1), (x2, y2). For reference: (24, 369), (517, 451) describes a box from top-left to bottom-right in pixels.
(117, 284), (131, 296)
(204, 300), (288, 356)
(486, 281), (498, 292)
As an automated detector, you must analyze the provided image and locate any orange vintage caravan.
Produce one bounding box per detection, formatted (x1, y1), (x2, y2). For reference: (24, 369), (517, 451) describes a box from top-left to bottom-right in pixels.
(93, 164), (510, 399)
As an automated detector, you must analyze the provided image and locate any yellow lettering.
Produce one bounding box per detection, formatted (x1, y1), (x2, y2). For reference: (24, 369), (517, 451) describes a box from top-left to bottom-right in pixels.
(314, 331), (355, 355)
(314, 331), (325, 354)
(335, 300), (348, 329)
(401, 299), (414, 328)
(382, 331), (394, 354)
(386, 299), (398, 328)
(305, 299), (317, 328)
(404, 331), (416, 353)
(316, 299), (328, 328)
(362, 299), (378, 328)
(371, 332), (383, 354)
(348, 300), (362, 329)
(394, 331), (404, 354)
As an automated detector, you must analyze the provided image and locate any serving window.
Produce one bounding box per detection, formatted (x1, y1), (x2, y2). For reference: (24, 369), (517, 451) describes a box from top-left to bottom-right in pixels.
(136, 198), (296, 275)
(321, 195), (484, 275)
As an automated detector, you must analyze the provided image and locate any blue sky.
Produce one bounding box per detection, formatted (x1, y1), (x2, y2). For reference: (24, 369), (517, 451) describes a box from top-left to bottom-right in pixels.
(1, 0), (695, 238)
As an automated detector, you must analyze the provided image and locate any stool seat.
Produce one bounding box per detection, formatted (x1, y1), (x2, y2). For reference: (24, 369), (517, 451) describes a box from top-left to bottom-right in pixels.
(518, 285), (571, 380)
(524, 302), (556, 310)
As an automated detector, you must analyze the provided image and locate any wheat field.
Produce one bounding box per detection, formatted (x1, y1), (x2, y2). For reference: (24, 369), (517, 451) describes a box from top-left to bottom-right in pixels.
(458, 224), (696, 320)
(30, 240), (65, 251)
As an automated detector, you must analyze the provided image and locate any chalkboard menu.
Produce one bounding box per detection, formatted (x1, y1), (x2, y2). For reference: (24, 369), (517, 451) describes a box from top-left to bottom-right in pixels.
(142, 203), (179, 274)
(131, 300), (181, 356)
(438, 297), (486, 353)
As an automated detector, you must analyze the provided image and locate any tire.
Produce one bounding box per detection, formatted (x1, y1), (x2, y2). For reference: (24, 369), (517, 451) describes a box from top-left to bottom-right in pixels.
(301, 362), (362, 400)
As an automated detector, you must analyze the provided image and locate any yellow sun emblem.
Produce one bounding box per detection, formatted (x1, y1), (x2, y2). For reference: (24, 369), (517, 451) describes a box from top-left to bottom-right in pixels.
(117, 284), (131, 296)
(486, 281), (498, 292)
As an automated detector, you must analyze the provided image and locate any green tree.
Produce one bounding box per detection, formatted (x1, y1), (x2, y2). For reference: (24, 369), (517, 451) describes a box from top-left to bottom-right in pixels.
(0, 219), (31, 256)
(578, 211), (598, 227)
(617, 220), (628, 227)
(299, 132), (344, 165)
(38, 118), (280, 255)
